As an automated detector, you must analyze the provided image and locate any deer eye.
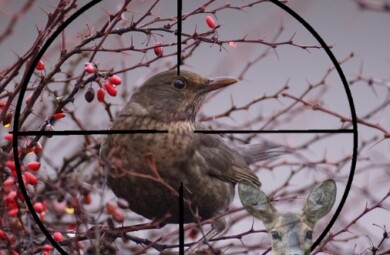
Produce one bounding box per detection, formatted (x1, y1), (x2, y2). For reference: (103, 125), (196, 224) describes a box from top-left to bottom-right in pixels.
(305, 230), (313, 240)
(271, 231), (282, 241)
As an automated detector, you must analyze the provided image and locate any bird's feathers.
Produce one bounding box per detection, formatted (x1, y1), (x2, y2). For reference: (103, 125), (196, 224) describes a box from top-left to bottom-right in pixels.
(196, 133), (261, 187)
(236, 142), (289, 165)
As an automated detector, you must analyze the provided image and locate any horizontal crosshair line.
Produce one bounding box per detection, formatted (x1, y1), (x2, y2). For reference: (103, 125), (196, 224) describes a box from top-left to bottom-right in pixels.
(194, 129), (354, 134)
(11, 129), (354, 136)
(12, 130), (168, 136)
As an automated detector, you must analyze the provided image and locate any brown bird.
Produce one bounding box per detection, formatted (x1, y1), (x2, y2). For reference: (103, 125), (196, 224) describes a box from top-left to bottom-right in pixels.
(100, 70), (284, 224)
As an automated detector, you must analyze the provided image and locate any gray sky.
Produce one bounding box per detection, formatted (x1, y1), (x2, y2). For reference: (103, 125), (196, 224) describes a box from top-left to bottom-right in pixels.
(1, 0), (389, 253)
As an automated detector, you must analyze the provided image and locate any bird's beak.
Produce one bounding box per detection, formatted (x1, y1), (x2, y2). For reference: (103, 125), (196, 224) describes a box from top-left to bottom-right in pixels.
(204, 76), (239, 92)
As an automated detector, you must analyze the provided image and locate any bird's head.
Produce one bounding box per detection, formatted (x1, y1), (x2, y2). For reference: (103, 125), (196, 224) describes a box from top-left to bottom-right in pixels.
(130, 70), (238, 122)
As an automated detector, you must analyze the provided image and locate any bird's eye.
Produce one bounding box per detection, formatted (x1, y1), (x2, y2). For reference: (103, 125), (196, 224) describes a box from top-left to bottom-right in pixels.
(173, 79), (186, 89)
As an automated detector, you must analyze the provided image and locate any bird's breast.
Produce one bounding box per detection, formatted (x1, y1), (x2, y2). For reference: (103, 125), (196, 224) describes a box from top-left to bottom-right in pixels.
(113, 116), (196, 165)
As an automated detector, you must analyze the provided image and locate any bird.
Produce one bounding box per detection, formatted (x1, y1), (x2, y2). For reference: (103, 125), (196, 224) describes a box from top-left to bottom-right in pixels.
(100, 70), (285, 224)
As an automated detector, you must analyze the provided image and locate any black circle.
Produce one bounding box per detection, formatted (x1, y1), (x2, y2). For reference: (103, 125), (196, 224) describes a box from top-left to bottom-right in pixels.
(11, 1), (357, 254)
(12, 1), (103, 254)
(268, 0), (357, 251)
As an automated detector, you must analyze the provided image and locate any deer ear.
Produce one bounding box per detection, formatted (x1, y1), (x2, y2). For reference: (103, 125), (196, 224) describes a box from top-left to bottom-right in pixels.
(303, 179), (337, 225)
(238, 181), (277, 226)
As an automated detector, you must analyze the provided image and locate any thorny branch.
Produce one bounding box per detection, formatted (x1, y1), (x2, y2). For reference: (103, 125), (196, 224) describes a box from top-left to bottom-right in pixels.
(0, 0), (389, 254)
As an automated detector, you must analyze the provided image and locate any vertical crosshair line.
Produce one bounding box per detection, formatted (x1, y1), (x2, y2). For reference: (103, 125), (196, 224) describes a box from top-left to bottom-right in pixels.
(179, 183), (185, 255)
(177, 2), (184, 254)
(177, 0), (182, 75)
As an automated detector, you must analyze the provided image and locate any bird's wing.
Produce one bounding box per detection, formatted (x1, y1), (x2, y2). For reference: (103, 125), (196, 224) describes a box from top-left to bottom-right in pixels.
(194, 123), (288, 165)
(195, 133), (261, 187)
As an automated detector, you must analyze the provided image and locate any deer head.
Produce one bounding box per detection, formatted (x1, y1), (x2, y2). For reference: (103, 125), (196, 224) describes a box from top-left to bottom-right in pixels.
(238, 180), (336, 255)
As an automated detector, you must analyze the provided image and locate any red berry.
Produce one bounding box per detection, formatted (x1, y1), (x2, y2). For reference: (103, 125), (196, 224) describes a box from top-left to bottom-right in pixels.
(5, 160), (16, 170)
(4, 134), (13, 142)
(104, 82), (117, 97)
(33, 202), (44, 213)
(0, 229), (7, 240)
(84, 62), (95, 73)
(188, 228), (199, 240)
(112, 208), (124, 223)
(17, 192), (24, 202)
(27, 161), (41, 171)
(206, 16), (216, 28)
(36, 60), (45, 70)
(83, 193), (92, 205)
(3, 177), (15, 193)
(67, 224), (76, 231)
(34, 142), (43, 155)
(7, 193), (16, 202)
(106, 202), (116, 215)
(39, 211), (45, 222)
(5, 199), (17, 211)
(42, 244), (53, 251)
(106, 202), (124, 222)
(0, 100), (6, 110)
(53, 232), (64, 242)
(153, 43), (163, 57)
(3, 177), (14, 188)
(6, 191), (17, 202)
(10, 169), (17, 178)
(86, 65), (95, 73)
(52, 112), (65, 119)
(8, 208), (18, 217)
(23, 172), (38, 185)
(97, 88), (105, 102)
(108, 75), (122, 85)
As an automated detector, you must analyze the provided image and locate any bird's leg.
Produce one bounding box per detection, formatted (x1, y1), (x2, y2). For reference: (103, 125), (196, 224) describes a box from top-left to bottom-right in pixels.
(200, 217), (227, 245)
(186, 228), (222, 254)
(210, 217), (227, 237)
(143, 153), (162, 179)
(186, 217), (226, 254)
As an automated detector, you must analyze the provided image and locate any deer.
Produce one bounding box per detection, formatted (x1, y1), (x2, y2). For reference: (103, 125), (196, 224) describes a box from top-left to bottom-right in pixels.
(238, 179), (337, 255)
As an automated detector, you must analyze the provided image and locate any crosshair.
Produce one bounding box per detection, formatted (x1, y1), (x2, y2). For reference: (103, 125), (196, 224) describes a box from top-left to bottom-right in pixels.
(10, 1), (357, 254)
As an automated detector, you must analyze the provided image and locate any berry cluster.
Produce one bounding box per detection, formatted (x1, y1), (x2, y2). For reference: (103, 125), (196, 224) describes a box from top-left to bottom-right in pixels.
(1, 134), (79, 254)
(106, 199), (127, 223)
(83, 62), (123, 103)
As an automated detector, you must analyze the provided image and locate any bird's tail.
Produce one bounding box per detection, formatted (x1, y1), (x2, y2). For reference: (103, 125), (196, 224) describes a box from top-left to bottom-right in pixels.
(236, 141), (291, 165)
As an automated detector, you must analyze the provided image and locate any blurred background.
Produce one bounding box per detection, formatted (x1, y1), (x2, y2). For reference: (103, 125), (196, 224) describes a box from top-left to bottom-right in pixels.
(0, 0), (389, 254)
